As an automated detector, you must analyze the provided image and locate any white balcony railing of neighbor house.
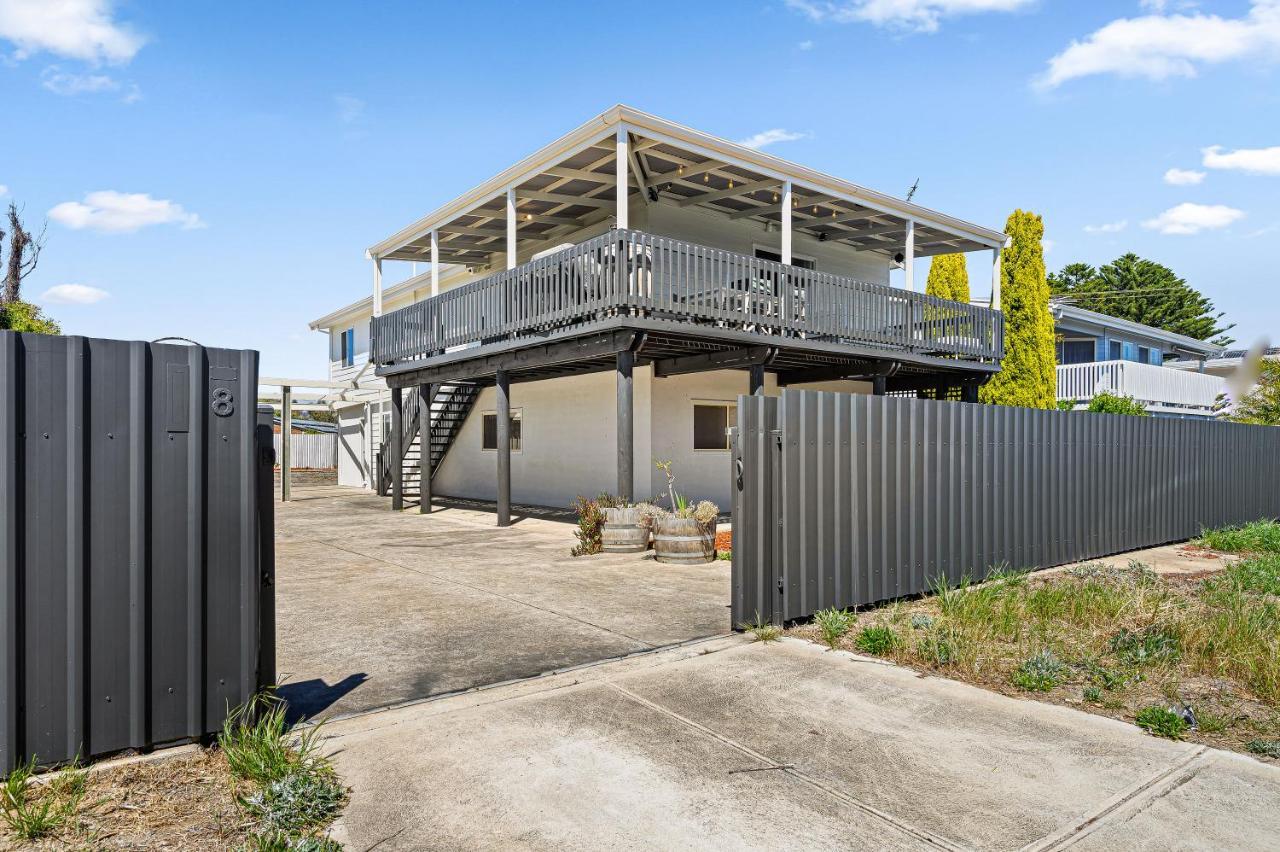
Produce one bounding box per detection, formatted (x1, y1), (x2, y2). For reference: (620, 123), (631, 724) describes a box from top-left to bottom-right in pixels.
(1057, 360), (1226, 415)
(371, 229), (1004, 367)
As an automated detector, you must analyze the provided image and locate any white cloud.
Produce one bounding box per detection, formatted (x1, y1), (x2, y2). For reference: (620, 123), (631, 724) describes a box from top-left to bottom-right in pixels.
(784, 0), (1033, 33)
(334, 94), (365, 124)
(1163, 167), (1205, 185)
(1084, 220), (1128, 233)
(1202, 144), (1280, 176)
(798, 39), (814, 49)
(0, 0), (144, 64)
(1141, 202), (1244, 235)
(1037, 1), (1280, 89)
(1042, 237), (1056, 253)
(737, 128), (808, 149)
(41, 64), (117, 94)
(49, 191), (204, 233)
(0, 184), (7, 197)
(42, 283), (109, 304)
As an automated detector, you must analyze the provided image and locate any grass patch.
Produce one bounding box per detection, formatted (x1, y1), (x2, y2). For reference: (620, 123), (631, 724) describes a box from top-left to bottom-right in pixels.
(741, 613), (781, 643)
(1135, 705), (1190, 739)
(854, 625), (900, 655)
(813, 607), (856, 649)
(787, 551), (1280, 761)
(1195, 520), (1280, 554)
(1, 756), (76, 841)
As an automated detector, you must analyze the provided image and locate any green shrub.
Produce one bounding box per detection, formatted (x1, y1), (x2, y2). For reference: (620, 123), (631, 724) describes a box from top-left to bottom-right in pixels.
(1110, 626), (1182, 666)
(854, 625), (900, 656)
(813, 607), (856, 648)
(1135, 705), (1189, 739)
(1086, 392), (1149, 416)
(1012, 650), (1069, 691)
(1246, 739), (1280, 758)
(569, 494), (611, 556)
(1196, 520), (1280, 555)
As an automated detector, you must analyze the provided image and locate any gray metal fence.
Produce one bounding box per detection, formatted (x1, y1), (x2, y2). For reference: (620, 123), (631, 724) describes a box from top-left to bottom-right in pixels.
(731, 390), (1280, 626)
(1, 332), (274, 772)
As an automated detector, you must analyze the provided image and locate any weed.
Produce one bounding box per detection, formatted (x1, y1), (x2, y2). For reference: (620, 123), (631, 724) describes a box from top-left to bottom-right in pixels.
(1196, 520), (1280, 555)
(1012, 650), (1069, 692)
(1079, 658), (1136, 691)
(1135, 705), (1189, 739)
(917, 630), (956, 666)
(741, 614), (781, 643)
(1225, 554), (1280, 597)
(716, 549), (732, 561)
(813, 607), (856, 649)
(1083, 686), (1103, 703)
(1110, 625), (1182, 666)
(910, 613), (935, 630)
(1246, 739), (1280, 758)
(855, 625), (900, 656)
(1195, 707), (1232, 734)
(242, 770), (345, 834)
(250, 830), (343, 851)
(1, 756), (70, 840)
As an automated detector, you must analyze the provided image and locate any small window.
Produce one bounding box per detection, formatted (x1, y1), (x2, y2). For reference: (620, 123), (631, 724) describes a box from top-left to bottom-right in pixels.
(482, 411), (522, 452)
(754, 247), (816, 270)
(1057, 339), (1094, 365)
(339, 328), (355, 367)
(1108, 340), (1122, 360)
(1137, 346), (1151, 365)
(693, 403), (736, 451)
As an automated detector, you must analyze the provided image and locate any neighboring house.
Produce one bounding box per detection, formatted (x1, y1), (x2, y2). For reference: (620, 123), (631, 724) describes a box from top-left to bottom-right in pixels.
(310, 105), (1010, 513)
(1165, 345), (1280, 378)
(1050, 301), (1225, 418)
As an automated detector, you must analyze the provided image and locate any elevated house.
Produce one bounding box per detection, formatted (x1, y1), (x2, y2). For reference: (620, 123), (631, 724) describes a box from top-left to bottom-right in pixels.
(1050, 301), (1225, 418)
(310, 105), (1009, 520)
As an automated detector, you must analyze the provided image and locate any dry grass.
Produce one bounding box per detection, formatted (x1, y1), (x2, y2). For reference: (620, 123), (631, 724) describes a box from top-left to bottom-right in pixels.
(789, 552), (1280, 760)
(1, 748), (252, 850)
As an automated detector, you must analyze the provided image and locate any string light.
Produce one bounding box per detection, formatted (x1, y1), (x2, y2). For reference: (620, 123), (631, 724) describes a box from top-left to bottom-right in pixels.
(772, 192), (779, 203)
(703, 173), (709, 183)
(728, 179), (734, 189)
(677, 165), (685, 176)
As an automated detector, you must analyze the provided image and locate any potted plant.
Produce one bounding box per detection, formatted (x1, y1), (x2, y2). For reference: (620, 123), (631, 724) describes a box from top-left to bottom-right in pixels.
(599, 496), (650, 553)
(650, 461), (718, 564)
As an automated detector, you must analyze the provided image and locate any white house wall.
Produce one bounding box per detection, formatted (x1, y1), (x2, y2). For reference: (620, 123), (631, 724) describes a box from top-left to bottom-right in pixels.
(431, 368), (871, 511)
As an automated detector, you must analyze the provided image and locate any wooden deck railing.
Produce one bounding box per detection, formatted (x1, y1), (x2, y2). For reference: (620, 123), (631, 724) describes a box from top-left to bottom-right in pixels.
(371, 228), (1004, 367)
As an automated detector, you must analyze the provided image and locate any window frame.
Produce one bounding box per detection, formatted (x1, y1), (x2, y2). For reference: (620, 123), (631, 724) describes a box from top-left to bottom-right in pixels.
(481, 408), (523, 453)
(338, 327), (356, 368)
(692, 401), (737, 453)
(753, 245), (817, 270)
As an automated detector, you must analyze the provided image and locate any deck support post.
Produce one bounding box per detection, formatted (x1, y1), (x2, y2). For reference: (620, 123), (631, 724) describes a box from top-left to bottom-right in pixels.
(780, 180), (793, 265)
(991, 246), (1002, 310)
(496, 370), (512, 527)
(430, 229), (440, 297)
(749, 364), (766, 396)
(419, 383), (432, 513)
(904, 219), (915, 291)
(506, 188), (517, 270)
(280, 386), (291, 502)
(390, 386), (403, 511)
(616, 351), (634, 503)
(615, 128), (629, 230)
(872, 376), (887, 396)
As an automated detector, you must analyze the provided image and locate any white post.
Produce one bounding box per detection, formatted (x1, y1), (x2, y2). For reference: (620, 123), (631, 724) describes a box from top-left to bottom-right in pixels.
(371, 256), (383, 316)
(615, 127), (629, 230)
(430, 228), (440, 297)
(903, 219), (915, 291)
(506, 188), (517, 270)
(780, 180), (793, 265)
(991, 245), (1002, 310)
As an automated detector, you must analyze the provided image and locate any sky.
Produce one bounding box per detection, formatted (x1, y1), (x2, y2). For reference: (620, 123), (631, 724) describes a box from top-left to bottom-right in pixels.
(2, 0), (1277, 377)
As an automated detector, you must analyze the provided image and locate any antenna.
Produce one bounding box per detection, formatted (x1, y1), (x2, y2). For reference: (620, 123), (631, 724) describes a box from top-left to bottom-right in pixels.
(906, 178), (920, 202)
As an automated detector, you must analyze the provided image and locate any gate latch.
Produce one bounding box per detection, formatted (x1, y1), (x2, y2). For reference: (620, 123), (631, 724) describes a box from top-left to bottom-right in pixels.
(776, 578), (785, 595)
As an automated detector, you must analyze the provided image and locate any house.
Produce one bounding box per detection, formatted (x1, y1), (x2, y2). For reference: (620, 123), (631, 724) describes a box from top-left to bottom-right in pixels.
(309, 105), (1009, 519)
(1050, 300), (1225, 417)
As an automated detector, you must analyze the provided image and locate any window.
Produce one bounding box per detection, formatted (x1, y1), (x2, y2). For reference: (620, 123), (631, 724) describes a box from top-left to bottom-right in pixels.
(338, 328), (355, 367)
(693, 403), (736, 451)
(1137, 346), (1151, 365)
(1056, 339), (1095, 365)
(1108, 340), (1122, 360)
(482, 411), (522, 452)
(754, 247), (816, 270)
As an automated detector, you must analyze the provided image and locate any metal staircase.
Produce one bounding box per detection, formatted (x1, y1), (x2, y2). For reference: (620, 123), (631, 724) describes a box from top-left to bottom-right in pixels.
(377, 382), (481, 498)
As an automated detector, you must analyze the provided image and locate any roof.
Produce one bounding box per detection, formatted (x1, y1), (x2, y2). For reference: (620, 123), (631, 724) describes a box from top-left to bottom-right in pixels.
(368, 104), (1007, 263)
(1050, 301), (1222, 357)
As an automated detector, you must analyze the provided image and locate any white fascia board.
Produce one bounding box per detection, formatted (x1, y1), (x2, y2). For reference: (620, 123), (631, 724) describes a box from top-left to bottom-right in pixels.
(365, 104), (1007, 261)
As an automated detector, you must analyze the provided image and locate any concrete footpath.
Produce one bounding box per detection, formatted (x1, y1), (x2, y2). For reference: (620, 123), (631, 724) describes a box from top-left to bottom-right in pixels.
(320, 636), (1280, 851)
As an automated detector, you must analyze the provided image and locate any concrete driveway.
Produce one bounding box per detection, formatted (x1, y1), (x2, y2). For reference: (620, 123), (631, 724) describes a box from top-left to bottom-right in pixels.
(322, 636), (1280, 851)
(274, 486), (731, 719)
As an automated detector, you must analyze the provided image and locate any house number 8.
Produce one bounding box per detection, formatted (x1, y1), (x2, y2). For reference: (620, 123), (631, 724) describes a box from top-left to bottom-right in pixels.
(211, 387), (235, 417)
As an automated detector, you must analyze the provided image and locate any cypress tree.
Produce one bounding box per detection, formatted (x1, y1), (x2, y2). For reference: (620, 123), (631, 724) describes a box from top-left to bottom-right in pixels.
(926, 253), (970, 303)
(980, 210), (1057, 409)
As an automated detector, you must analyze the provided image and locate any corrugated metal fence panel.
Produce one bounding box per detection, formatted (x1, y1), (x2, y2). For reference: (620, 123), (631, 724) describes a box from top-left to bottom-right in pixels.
(731, 390), (1280, 625)
(0, 332), (272, 772)
(274, 432), (337, 469)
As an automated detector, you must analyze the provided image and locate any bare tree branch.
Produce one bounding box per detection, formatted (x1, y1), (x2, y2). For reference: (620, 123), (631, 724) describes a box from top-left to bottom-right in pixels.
(4, 203), (46, 304)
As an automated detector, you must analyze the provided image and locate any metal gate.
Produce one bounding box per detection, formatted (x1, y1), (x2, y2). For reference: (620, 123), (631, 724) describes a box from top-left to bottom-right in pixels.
(731, 390), (1280, 626)
(1, 332), (275, 771)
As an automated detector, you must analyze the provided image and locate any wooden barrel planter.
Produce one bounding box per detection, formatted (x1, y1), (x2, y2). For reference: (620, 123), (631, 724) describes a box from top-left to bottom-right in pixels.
(602, 507), (649, 553)
(653, 517), (717, 565)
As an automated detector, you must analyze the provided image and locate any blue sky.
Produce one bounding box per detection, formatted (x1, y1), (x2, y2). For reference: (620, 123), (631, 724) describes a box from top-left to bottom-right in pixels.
(2, 0), (1277, 376)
